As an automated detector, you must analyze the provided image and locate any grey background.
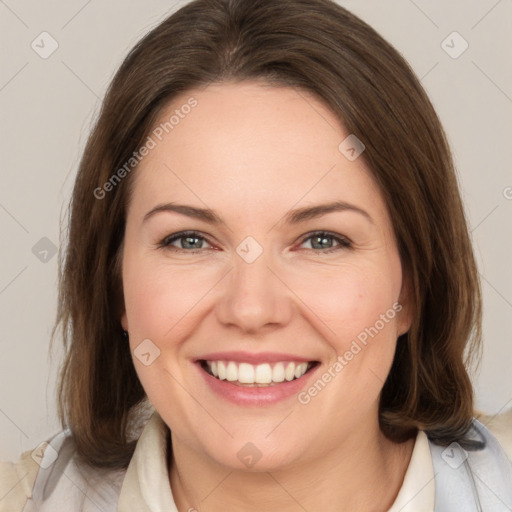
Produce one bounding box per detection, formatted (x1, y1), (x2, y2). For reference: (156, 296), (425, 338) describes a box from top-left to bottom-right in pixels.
(1, 0), (511, 461)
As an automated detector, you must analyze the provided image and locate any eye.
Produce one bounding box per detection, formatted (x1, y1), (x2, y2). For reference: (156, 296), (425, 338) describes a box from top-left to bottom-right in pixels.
(158, 230), (352, 254)
(298, 231), (352, 253)
(159, 231), (214, 252)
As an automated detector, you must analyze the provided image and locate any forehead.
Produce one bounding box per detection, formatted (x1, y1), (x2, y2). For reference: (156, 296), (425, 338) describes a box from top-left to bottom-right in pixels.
(128, 81), (386, 225)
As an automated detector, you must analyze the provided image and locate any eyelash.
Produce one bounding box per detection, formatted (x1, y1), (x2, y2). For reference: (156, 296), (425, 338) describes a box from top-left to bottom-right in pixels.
(158, 230), (352, 254)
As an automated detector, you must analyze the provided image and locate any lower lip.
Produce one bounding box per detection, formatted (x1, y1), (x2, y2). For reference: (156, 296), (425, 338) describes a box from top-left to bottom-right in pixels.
(196, 362), (320, 406)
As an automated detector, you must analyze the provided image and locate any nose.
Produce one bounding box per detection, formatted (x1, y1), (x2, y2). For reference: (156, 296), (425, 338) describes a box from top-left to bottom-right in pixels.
(214, 247), (294, 334)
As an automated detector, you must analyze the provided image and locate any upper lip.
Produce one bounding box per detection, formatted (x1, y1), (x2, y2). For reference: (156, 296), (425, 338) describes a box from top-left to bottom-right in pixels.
(195, 351), (317, 364)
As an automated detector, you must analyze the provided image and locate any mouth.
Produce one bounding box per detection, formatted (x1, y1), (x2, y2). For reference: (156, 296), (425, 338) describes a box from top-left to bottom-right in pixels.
(198, 359), (320, 387)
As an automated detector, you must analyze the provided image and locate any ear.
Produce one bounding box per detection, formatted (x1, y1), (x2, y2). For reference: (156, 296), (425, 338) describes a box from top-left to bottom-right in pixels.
(396, 271), (415, 337)
(115, 243), (128, 332)
(121, 311), (129, 332)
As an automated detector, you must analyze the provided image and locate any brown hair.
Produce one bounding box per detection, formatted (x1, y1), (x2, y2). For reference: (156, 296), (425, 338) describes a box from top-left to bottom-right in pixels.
(54, 0), (482, 469)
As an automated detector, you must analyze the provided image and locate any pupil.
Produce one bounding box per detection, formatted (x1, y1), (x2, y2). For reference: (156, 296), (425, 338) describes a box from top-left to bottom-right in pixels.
(183, 236), (202, 249)
(312, 235), (332, 249)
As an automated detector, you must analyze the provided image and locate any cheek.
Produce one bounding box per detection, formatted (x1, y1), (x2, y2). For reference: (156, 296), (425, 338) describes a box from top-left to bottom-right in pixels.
(290, 258), (401, 349)
(123, 260), (203, 411)
(327, 266), (403, 398)
(123, 257), (218, 339)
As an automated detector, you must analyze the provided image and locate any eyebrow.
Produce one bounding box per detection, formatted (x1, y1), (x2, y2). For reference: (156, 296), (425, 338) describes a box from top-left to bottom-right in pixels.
(143, 200), (374, 226)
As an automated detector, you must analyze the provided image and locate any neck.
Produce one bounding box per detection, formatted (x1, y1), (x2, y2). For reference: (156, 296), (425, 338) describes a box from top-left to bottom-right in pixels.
(169, 422), (416, 512)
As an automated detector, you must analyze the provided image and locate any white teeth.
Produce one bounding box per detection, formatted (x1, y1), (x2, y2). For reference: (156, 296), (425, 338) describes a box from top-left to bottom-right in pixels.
(217, 361), (226, 380)
(255, 363), (272, 384)
(226, 362), (238, 381)
(272, 362), (285, 382)
(204, 360), (312, 385)
(285, 362), (295, 381)
(238, 363), (254, 384)
(294, 362), (308, 379)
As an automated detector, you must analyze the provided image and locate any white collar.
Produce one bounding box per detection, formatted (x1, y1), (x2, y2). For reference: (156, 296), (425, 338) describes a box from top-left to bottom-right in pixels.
(118, 412), (177, 512)
(118, 412), (435, 511)
(387, 429), (435, 511)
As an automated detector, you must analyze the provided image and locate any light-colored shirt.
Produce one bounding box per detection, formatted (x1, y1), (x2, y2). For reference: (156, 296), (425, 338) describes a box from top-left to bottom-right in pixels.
(118, 412), (435, 511)
(1, 411), (511, 511)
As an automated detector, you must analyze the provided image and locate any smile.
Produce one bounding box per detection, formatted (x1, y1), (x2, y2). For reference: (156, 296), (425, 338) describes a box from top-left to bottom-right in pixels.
(199, 360), (318, 387)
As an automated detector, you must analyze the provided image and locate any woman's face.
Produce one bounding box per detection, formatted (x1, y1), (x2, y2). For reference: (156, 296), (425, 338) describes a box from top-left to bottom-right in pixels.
(121, 80), (412, 470)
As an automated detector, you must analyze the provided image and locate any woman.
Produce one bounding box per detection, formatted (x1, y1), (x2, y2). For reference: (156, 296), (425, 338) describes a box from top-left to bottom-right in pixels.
(1, 0), (511, 510)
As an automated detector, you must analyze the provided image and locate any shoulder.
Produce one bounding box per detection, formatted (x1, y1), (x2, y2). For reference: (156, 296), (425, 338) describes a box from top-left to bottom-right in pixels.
(0, 430), (126, 512)
(0, 448), (41, 512)
(425, 413), (512, 509)
(0, 430), (72, 512)
(475, 409), (512, 462)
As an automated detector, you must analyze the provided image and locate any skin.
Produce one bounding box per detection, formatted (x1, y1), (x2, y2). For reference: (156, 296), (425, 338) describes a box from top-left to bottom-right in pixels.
(121, 80), (415, 512)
